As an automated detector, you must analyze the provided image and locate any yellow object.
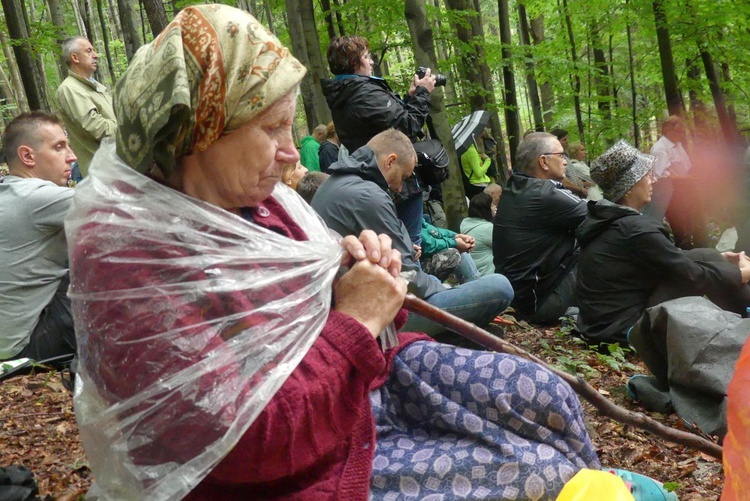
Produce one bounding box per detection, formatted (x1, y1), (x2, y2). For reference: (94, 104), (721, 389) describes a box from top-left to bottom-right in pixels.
(557, 469), (635, 501)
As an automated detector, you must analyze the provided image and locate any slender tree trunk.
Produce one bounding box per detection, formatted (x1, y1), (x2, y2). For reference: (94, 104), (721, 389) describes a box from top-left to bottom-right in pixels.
(78, 0), (92, 40)
(117, 0), (142, 61)
(285, 0), (321, 131)
(497, 0), (520, 165)
(141, 0), (168, 37)
(320, 0), (336, 41)
(0, 30), (28, 112)
(698, 45), (735, 142)
(0, 63), (18, 120)
(720, 62), (736, 125)
(560, 0), (584, 140)
(652, 0), (684, 115)
(517, 2), (543, 131)
(1, 0), (48, 110)
(625, 0), (639, 148)
(530, 15), (553, 126)
(685, 57), (707, 131)
(590, 21), (611, 122)
(106, 0), (122, 39)
(405, 0), (467, 229)
(263, 0), (276, 35)
(46, 0), (69, 78)
(96, 0), (117, 84)
(299, 0), (332, 125)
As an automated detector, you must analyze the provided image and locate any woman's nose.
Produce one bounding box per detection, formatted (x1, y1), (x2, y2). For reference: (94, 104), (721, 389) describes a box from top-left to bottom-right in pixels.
(277, 135), (300, 164)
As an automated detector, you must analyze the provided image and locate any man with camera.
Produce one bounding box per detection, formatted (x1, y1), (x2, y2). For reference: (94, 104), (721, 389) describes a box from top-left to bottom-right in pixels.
(322, 36), (442, 251)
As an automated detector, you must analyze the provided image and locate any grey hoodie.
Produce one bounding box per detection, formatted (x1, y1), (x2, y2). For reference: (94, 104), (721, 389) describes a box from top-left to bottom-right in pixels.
(311, 146), (444, 299)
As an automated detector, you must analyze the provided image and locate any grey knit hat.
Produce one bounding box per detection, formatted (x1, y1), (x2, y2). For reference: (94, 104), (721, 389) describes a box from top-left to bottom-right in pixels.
(590, 140), (655, 202)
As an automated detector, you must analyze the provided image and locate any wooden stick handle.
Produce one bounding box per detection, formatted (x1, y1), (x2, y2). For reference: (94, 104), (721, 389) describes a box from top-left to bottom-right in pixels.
(403, 293), (723, 460)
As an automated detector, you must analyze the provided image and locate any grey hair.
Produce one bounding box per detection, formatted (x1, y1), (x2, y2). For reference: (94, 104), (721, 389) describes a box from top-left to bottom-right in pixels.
(515, 132), (557, 174)
(61, 37), (86, 67)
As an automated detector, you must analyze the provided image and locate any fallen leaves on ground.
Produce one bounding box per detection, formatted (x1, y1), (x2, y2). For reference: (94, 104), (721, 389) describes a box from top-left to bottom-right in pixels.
(0, 321), (724, 499)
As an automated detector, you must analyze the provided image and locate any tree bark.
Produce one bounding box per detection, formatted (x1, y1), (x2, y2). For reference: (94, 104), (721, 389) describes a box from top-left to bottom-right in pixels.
(284, 0), (321, 131)
(625, 0), (639, 148)
(652, 0), (684, 116)
(299, 0), (332, 125)
(497, 0), (520, 165)
(530, 15), (554, 127)
(560, 0), (584, 141)
(141, 0), (168, 37)
(96, 0), (117, 85)
(405, 0), (467, 230)
(117, 0), (142, 61)
(698, 45), (736, 142)
(263, 0), (276, 35)
(46, 0), (69, 78)
(1, 0), (48, 110)
(0, 30), (28, 113)
(320, 0), (337, 41)
(590, 21), (611, 122)
(517, 2), (544, 131)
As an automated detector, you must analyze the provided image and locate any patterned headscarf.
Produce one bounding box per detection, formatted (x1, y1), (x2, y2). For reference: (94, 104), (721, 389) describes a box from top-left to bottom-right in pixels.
(590, 140), (655, 202)
(114, 4), (306, 176)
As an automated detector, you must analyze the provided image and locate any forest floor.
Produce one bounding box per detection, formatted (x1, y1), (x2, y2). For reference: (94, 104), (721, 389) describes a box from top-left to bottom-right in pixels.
(0, 318), (723, 500)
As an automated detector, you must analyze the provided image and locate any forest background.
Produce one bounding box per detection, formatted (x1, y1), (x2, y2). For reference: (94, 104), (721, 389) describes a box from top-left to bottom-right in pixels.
(1, 0), (749, 226)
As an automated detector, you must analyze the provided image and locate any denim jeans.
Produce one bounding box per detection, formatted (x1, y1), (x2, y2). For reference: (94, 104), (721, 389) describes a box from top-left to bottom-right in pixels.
(403, 273), (514, 336)
(396, 192), (424, 248)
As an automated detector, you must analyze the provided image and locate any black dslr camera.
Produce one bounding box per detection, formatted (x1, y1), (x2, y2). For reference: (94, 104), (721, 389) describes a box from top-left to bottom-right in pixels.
(416, 66), (447, 87)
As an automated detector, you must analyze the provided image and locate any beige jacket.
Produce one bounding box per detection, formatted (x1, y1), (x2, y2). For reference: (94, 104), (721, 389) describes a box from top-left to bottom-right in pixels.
(55, 71), (116, 176)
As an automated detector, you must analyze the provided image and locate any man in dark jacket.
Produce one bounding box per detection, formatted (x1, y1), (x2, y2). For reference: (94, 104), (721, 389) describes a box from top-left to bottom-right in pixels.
(313, 129), (514, 336)
(322, 36), (435, 250)
(493, 132), (587, 324)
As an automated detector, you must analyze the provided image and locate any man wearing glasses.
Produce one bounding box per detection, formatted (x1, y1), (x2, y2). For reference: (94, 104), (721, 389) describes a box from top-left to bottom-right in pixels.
(492, 132), (587, 324)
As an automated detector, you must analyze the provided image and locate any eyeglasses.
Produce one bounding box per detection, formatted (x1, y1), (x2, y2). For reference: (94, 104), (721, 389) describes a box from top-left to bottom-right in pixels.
(542, 152), (566, 159)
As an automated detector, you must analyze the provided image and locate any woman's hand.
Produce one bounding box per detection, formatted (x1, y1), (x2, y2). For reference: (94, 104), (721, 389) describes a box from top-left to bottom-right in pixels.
(334, 259), (408, 338)
(341, 230), (402, 278)
(455, 234), (475, 253)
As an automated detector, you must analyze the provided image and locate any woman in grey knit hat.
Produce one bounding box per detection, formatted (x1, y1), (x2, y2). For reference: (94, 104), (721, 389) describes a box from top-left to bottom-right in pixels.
(574, 140), (750, 347)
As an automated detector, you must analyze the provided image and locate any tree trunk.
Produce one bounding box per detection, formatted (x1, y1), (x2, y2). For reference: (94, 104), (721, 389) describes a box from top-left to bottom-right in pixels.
(46, 0), (69, 78)
(590, 21), (611, 122)
(652, 0), (684, 115)
(117, 0), (142, 61)
(141, 0), (168, 37)
(698, 45), (736, 142)
(332, 0), (345, 36)
(0, 30), (28, 112)
(285, 0), (321, 131)
(530, 15), (553, 126)
(517, 2), (544, 131)
(497, 0), (521, 165)
(96, 0), (117, 85)
(320, 0), (337, 41)
(560, 0), (584, 141)
(107, 0), (122, 40)
(299, 0), (332, 125)
(78, 0), (92, 40)
(263, 0), (276, 35)
(625, 0), (639, 148)
(1, 0), (48, 110)
(405, 0), (466, 230)
(685, 57), (707, 131)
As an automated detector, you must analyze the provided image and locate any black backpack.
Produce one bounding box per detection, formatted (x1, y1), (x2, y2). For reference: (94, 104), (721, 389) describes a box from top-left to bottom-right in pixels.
(413, 139), (449, 186)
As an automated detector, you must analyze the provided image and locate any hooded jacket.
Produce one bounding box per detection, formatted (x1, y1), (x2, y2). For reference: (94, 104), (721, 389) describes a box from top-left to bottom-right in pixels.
(576, 200), (741, 344)
(311, 147), (444, 299)
(299, 135), (321, 172)
(321, 75), (431, 153)
(492, 173), (587, 316)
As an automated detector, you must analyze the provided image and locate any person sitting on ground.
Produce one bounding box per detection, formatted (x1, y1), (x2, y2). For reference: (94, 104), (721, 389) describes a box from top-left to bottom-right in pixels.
(460, 142), (492, 199)
(576, 140), (750, 345)
(313, 128), (515, 336)
(419, 218), (478, 283)
(317, 122), (340, 173)
(460, 192), (495, 276)
(567, 141), (603, 201)
(280, 161), (307, 190)
(296, 171), (330, 205)
(299, 124), (325, 172)
(65, 7), (603, 499)
(550, 128), (588, 198)
(0, 112), (78, 363)
(493, 132), (587, 324)
(483, 182), (503, 216)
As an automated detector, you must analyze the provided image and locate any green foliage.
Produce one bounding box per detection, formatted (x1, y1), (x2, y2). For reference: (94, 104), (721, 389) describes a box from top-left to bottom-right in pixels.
(662, 481), (681, 492)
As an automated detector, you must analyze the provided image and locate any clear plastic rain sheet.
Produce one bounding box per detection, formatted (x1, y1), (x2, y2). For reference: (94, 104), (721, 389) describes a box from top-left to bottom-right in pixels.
(65, 141), (343, 500)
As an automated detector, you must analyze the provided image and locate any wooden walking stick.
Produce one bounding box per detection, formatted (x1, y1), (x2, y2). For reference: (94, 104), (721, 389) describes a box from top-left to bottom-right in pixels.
(403, 294), (723, 460)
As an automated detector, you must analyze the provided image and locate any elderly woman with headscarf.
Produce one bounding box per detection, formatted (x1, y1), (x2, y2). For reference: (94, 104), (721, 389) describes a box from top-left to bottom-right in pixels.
(66, 6), (601, 500)
(576, 140), (750, 347)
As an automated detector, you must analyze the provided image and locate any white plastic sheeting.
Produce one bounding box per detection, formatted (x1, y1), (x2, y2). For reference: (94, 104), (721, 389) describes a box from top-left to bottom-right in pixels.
(65, 141), (343, 500)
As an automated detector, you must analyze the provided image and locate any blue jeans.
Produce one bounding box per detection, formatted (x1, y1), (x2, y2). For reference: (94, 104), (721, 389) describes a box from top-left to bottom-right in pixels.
(396, 192), (423, 248)
(403, 273), (514, 336)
